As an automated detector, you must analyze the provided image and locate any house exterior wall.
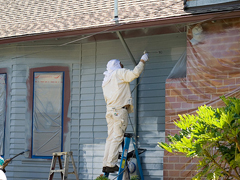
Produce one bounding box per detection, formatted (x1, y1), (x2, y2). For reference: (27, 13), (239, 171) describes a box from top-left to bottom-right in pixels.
(164, 17), (240, 179)
(0, 32), (186, 180)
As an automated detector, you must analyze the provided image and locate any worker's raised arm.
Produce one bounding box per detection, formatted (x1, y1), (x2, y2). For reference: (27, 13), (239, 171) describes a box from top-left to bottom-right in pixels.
(118, 53), (149, 82)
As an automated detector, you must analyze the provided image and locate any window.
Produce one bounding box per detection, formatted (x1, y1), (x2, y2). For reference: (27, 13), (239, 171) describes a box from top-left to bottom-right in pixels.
(27, 66), (70, 159)
(0, 74), (6, 157)
(32, 72), (64, 158)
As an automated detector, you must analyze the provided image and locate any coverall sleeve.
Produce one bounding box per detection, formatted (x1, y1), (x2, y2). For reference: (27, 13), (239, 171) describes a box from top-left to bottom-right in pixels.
(118, 61), (145, 82)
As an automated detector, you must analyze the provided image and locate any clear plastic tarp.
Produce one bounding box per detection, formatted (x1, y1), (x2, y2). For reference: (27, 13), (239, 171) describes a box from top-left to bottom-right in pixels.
(166, 17), (240, 119)
(32, 72), (63, 157)
(0, 74), (6, 156)
(167, 50), (186, 79)
(164, 18), (240, 179)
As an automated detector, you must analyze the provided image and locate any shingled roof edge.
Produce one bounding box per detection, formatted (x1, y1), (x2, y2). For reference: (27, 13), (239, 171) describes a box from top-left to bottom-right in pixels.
(0, 9), (239, 45)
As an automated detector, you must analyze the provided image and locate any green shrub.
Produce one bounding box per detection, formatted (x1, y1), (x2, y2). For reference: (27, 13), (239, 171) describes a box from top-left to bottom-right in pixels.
(95, 175), (110, 180)
(159, 96), (240, 179)
(130, 175), (140, 180)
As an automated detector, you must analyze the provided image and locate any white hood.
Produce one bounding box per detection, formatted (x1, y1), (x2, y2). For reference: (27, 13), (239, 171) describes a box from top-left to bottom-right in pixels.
(102, 59), (121, 87)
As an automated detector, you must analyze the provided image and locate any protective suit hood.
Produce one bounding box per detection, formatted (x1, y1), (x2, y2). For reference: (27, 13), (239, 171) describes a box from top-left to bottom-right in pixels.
(102, 59), (121, 87)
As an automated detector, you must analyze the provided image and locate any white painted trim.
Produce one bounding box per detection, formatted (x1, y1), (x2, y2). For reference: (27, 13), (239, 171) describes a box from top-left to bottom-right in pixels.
(187, 0), (238, 7)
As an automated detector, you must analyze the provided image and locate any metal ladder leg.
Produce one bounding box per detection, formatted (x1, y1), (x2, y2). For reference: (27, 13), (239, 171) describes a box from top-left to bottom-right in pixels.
(132, 137), (144, 180)
(70, 152), (80, 180)
(63, 153), (69, 180)
(48, 154), (57, 180)
(58, 155), (64, 179)
(104, 172), (109, 177)
(117, 136), (131, 180)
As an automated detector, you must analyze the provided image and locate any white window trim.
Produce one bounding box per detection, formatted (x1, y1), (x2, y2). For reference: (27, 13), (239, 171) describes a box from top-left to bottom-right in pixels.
(186, 0), (238, 7)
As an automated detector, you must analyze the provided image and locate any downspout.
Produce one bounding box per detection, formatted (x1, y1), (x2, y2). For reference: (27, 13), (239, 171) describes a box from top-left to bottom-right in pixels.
(113, 0), (119, 23)
(183, 0), (188, 10)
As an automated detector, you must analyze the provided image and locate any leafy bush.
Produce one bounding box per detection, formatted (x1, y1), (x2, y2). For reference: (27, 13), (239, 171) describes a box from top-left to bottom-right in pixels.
(95, 174), (110, 180)
(130, 175), (140, 180)
(159, 96), (240, 179)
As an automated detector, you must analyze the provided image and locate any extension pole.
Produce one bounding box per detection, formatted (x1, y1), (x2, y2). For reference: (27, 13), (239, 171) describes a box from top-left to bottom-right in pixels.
(116, 32), (136, 65)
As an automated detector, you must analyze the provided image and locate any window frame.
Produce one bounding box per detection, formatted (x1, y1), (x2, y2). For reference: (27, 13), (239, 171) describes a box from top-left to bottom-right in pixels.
(27, 66), (70, 159)
(32, 71), (64, 159)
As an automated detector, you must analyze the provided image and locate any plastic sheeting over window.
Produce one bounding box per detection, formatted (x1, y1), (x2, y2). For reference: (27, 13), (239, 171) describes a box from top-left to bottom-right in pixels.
(167, 50), (186, 79)
(0, 74), (6, 156)
(166, 17), (240, 118)
(32, 72), (63, 158)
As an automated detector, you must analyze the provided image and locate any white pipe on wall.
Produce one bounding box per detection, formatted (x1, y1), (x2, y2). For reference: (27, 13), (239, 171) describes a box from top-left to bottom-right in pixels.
(114, 0), (119, 22)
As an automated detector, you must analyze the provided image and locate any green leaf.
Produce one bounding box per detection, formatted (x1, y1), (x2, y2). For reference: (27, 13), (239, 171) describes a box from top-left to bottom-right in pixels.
(158, 96), (240, 180)
(235, 153), (240, 163)
(231, 129), (237, 136)
(158, 142), (172, 153)
(207, 173), (213, 179)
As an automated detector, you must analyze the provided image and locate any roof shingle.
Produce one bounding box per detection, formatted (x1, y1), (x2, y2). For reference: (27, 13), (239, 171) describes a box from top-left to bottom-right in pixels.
(0, 0), (239, 40)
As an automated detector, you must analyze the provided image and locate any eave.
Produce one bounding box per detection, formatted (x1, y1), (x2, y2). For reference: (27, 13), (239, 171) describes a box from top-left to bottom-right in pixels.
(0, 9), (240, 45)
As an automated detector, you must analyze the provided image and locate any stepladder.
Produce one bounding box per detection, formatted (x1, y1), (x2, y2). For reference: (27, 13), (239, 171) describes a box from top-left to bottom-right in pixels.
(104, 133), (146, 180)
(48, 151), (79, 180)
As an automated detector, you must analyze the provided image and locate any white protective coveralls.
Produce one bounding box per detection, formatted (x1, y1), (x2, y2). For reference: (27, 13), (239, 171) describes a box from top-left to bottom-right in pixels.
(102, 59), (145, 168)
(0, 156), (7, 180)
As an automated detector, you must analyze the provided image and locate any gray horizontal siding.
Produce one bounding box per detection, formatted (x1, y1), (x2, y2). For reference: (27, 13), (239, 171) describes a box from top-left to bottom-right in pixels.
(0, 32), (186, 180)
(0, 43), (81, 180)
(74, 32), (186, 180)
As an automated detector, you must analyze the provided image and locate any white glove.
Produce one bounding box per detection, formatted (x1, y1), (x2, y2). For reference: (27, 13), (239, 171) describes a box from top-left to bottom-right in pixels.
(141, 53), (149, 62)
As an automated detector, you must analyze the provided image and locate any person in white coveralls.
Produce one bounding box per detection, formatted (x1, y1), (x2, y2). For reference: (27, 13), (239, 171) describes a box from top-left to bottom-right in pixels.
(102, 52), (149, 173)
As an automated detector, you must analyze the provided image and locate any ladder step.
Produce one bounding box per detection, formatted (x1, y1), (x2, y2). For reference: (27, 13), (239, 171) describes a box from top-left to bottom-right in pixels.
(50, 170), (65, 173)
(118, 148), (146, 160)
(124, 133), (133, 138)
(52, 152), (71, 156)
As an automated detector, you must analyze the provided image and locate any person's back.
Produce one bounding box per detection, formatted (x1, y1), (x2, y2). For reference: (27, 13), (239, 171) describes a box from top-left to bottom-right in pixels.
(102, 68), (133, 113)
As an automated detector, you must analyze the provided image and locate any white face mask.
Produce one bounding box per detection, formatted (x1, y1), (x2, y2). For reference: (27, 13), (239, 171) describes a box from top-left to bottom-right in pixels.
(102, 59), (121, 86)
